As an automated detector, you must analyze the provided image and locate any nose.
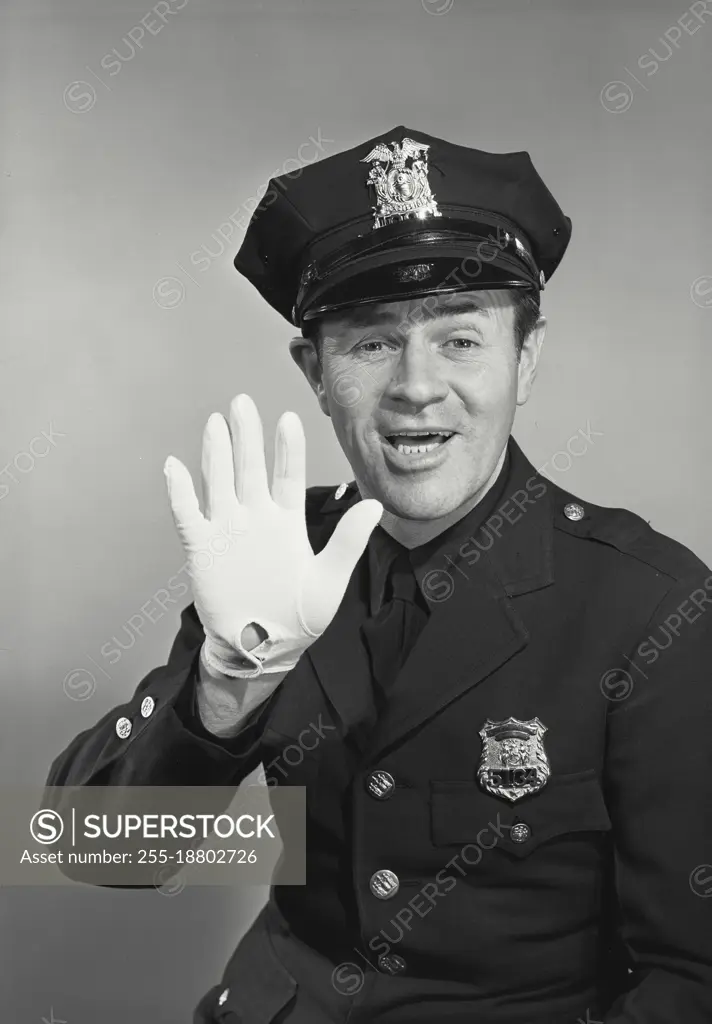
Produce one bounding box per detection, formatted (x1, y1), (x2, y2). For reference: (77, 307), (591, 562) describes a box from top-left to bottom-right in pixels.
(385, 340), (449, 408)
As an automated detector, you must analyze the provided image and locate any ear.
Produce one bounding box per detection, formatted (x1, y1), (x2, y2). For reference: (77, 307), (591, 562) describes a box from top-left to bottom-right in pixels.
(289, 336), (330, 417)
(516, 315), (547, 406)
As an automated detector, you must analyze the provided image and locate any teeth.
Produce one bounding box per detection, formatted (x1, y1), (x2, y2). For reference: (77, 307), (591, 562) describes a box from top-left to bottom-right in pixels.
(396, 443), (440, 454)
(396, 431), (452, 438)
(384, 430), (454, 455)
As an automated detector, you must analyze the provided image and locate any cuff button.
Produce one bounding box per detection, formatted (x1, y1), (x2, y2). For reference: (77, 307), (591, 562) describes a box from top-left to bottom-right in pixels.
(115, 716), (132, 740)
(140, 696), (155, 718)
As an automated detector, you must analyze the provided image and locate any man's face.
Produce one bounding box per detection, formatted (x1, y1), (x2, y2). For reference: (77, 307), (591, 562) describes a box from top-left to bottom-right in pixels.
(291, 289), (545, 520)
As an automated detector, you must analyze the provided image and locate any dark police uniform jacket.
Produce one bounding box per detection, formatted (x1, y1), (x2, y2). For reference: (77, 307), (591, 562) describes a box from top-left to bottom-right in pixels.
(45, 439), (712, 1024)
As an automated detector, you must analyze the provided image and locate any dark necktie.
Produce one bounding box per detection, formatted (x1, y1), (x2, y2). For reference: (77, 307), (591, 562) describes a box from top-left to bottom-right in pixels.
(361, 550), (428, 706)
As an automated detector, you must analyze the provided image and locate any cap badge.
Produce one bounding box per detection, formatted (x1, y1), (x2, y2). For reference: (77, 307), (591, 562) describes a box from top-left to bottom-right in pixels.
(361, 138), (441, 229)
(477, 717), (550, 802)
(392, 262), (433, 283)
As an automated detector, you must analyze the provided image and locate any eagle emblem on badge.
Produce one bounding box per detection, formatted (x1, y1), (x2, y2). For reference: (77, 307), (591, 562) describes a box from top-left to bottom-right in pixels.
(477, 717), (550, 802)
(361, 138), (441, 229)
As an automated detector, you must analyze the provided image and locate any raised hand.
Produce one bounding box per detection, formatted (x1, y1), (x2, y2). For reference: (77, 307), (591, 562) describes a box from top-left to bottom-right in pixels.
(163, 394), (382, 677)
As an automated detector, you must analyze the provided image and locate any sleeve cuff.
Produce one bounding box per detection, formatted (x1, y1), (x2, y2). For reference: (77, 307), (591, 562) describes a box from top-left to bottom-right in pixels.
(172, 649), (279, 754)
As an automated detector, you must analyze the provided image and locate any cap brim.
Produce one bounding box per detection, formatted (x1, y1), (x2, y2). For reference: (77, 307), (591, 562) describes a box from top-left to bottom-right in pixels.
(299, 236), (539, 323)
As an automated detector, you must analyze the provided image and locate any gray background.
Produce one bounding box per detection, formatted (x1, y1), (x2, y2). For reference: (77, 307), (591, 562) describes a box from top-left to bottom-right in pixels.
(1, 0), (711, 1020)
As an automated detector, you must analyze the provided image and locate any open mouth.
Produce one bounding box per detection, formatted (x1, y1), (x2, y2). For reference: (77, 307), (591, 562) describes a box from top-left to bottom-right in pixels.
(383, 430), (455, 455)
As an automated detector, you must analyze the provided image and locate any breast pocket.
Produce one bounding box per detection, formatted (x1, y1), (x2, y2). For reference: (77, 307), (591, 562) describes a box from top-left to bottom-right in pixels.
(430, 768), (612, 859)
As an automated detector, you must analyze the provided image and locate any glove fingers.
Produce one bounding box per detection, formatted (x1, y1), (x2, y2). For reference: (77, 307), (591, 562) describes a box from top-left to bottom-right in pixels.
(271, 411), (305, 510)
(229, 394), (271, 506)
(164, 455), (205, 535)
(201, 413), (237, 520)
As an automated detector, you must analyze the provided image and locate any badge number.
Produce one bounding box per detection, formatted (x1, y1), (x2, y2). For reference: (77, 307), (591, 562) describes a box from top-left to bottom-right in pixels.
(484, 766), (542, 790)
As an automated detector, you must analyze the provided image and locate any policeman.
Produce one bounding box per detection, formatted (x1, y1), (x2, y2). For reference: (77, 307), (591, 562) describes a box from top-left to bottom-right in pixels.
(46, 126), (712, 1023)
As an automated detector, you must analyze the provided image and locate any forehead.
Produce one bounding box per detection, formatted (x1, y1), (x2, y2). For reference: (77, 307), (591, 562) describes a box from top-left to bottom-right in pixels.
(323, 289), (514, 334)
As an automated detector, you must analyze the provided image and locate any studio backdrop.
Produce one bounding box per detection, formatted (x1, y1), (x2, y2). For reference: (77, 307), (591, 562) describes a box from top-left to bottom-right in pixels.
(1, 0), (710, 1021)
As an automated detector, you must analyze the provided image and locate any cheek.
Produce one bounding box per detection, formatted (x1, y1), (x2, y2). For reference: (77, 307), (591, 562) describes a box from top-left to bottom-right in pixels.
(455, 356), (519, 418)
(322, 356), (385, 436)
(322, 374), (374, 458)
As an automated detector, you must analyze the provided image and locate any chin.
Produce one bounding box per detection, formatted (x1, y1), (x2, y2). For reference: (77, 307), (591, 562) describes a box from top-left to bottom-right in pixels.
(377, 479), (466, 521)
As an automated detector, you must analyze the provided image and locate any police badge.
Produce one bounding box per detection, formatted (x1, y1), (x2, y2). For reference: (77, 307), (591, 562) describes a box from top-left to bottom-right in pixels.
(477, 717), (550, 802)
(361, 138), (441, 229)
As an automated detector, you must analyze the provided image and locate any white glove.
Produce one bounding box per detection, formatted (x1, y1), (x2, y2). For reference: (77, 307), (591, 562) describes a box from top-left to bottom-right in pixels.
(163, 394), (382, 678)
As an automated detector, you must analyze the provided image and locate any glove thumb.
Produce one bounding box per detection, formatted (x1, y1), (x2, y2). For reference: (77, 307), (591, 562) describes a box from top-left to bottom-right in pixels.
(301, 499), (383, 634)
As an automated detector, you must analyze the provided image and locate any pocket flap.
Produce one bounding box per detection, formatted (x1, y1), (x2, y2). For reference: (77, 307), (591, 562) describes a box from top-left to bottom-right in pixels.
(431, 769), (612, 858)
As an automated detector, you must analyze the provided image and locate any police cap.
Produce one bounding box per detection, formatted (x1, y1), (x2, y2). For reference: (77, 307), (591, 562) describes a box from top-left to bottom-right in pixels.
(234, 125), (571, 327)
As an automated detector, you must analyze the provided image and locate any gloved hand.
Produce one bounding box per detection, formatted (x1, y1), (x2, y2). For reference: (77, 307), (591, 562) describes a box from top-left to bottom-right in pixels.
(163, 394), (382, 678)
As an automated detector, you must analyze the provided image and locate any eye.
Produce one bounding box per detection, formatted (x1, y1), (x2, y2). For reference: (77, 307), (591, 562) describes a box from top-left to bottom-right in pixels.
(445, 336), (480, 349)
(355, 337), (395, 354)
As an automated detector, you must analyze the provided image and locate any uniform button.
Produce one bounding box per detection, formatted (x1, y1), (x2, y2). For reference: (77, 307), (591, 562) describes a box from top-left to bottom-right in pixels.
(140, 696), (155, 718)
(563, 502), (585, 521)
(378, 953), (407, 975)
(365, 770), (395, 800)
(115, 716), (132, 739)
(334, 482), (348, 500)
(217, 987), (229, 1006)
(510, 822), (531, 844)
(369, 869), (400, 899)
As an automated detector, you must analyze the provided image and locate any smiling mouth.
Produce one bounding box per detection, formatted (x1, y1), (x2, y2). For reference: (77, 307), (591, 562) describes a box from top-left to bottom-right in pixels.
(384, 430), (455, 455)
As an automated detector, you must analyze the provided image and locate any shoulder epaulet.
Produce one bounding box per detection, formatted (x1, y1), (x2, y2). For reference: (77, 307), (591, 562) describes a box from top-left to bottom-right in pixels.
(549, 481), (707, 584)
